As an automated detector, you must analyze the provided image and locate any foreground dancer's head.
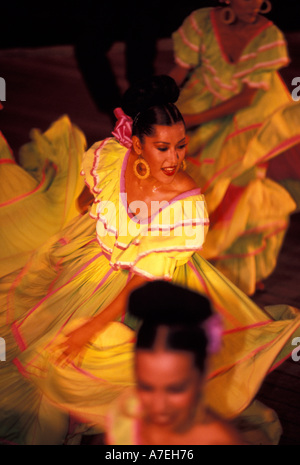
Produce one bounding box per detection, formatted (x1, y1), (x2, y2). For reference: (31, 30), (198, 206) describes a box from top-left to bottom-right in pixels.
(126, 281), (243, 444)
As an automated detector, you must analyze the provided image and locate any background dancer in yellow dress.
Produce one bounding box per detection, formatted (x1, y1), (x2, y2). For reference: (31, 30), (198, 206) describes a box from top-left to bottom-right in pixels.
(169, 0), (300, 294)
(0, 76), (299, 445)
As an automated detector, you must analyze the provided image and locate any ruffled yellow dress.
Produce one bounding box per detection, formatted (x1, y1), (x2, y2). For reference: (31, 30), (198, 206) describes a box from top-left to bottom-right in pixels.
(0, 116), (86, 277)
(172, 7), (300, 294)
(0, 136), (300, 445)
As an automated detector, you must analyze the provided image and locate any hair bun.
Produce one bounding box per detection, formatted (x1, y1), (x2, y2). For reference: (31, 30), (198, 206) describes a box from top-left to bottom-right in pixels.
(128, 281), (213, 325)
(121, 75), (180, 119)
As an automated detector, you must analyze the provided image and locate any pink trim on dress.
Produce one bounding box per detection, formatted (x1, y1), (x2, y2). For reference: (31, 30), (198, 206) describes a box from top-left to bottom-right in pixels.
(178, 26), (200, 53)
(0, 158), (15, 164)
(203, 73), (226, 101)
(210, 222), (288, 261)
(174, 56), (192, 69)
(209, 184), (245, 224)
(12, 252), (105, 350)
(110, 244), (205, 280)
(208, 340), (274, 381)
(239, 40), (287, 63)
(223, 320), (273, 335)
(187, 261), (241, 327)
(268, 344), (300, 374)
(202, 155), (244, 192)
(122, 187), (204, 224)
(68, 362), (112, 381)
(12, 324), (27, 351)
(241, 77), (269, 91)
(6, 259), (34, 324)
(189, 11), (204, 37)
(256, 134), (300, 164)
(233, 57), (289, 79)
(13, 266), (116, 378)
(258, 40), (287, 53)
(224, 123), (262, 142)
(82, 138), (110, 195)
(0, 165), (56, 208)
(239, 220), (288, 238)
(186, 157), (215, 167)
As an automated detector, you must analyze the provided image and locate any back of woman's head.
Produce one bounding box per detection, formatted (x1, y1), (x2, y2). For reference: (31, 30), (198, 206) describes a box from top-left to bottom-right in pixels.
(121, 75), (185, 142)
(128, 281), (221, 373)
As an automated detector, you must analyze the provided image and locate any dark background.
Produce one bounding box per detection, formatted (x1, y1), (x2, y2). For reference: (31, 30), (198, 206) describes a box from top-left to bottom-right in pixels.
(1, 0), (299, 50)
(0, 0), (299, 151)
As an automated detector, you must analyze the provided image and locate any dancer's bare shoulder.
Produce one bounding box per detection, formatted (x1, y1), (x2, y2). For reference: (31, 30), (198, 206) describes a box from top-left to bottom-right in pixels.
(175, 170), (198, 194)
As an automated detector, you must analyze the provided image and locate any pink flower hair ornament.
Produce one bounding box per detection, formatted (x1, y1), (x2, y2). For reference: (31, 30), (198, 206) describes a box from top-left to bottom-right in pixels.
(201, 313), (224, 355)
(112, 107), (133, 149)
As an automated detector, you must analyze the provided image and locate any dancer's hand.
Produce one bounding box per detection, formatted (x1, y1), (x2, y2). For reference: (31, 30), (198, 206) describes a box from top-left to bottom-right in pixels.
(56, 321), (95, 366)
(55, 275), (148, 366)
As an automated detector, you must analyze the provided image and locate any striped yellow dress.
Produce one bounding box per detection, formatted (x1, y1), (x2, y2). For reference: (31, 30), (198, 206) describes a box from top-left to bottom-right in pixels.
(172, 7), (300, 294)
(0, 116), (86, 277)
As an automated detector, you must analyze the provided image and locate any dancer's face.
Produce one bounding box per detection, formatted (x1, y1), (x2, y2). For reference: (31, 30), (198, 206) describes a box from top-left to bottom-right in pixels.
(133, 122), (188, 185)
(230, 0), (265, 23)
(135, 349), (203, 431)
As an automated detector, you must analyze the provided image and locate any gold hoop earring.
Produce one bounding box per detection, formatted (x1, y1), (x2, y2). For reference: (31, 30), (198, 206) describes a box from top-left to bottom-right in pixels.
(133, 157), (150, 180)
(181, 159), (187, 171)
(259, 0), (272, 14)
(220, 6), (236, 25)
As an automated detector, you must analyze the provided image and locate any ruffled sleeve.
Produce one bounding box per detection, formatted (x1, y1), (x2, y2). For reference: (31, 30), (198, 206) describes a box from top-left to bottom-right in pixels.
(172, 8), (209, 69)
(80, 137), (128, 220)
(235, 24), (290, 91)
(108, 191), (209, 280)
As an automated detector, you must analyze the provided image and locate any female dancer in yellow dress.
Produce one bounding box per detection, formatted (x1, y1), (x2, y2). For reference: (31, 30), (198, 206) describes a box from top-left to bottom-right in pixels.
(0, 76), (299, 445)
(169, 0), (300, 294)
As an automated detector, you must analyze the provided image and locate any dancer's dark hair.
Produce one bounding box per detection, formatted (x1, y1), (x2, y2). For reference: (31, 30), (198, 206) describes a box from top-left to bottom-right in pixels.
(121, 75), (185, 142)
(128, 281), (217, 373)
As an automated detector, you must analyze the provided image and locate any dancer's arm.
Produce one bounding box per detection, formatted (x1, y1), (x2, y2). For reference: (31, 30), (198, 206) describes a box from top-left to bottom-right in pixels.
(76, 185), (94, 214)
(58, 274), (148, 363)
(169, 64), (259, 129)
(182, 85), (258, 128)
